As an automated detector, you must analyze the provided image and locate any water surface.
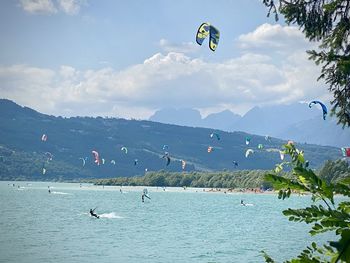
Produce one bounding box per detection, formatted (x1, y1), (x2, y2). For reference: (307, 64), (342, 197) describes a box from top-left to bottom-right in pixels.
(0, 182), (334, 262)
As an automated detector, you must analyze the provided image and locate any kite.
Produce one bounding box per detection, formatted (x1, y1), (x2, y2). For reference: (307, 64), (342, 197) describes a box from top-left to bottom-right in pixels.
(41, 134), (47, 142)
(341, 147), (350, 157)
(245, 149), (254, 158)
(279, 151), (285, 160)
(79, 157), (88, 167)
(196, 22), (220, 51)
(92, 150), (100, 165)
(309, 100), (328, 120)
(44, 152), (53, 162)
(162, 154), (171, 166)
(210, 133), (220, 141)
(121, 147), (128, 154)
(181, 160), (186, 170)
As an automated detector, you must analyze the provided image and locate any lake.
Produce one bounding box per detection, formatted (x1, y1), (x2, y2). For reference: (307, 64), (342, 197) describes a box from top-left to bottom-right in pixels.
(0, 181), (333, 263)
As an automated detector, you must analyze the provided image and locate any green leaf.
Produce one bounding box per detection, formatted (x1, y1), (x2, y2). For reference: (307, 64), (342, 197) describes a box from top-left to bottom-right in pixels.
(311, 242), (317, 250)
(265, 174), (307, 192)
(261, 250), (276, 263)
(297, 152), (305, 164)
(329, 229), (350, 262)
(278, 189), (283, 199)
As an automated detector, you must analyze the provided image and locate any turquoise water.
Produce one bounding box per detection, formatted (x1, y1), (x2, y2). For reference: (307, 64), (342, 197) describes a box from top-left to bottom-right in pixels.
(0, 181), (333, 263)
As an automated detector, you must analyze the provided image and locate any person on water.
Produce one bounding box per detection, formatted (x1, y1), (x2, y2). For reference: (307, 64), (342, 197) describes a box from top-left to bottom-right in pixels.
(90, 208), (99, 218)
(240, 199), (246, 206)
(142, 192), (151, 202)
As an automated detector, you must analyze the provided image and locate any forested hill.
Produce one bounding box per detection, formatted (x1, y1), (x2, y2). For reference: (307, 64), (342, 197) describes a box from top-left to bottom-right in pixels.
(0, 99), (342, 181)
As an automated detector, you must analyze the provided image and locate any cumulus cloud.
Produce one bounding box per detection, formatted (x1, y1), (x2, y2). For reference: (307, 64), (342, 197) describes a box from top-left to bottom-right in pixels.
(18, 0), (85, 15)
(0, 53), (327, 118)
(19, 0), (57, 14)
(0, 23), (329, 119)
(237, 23), (316, 52)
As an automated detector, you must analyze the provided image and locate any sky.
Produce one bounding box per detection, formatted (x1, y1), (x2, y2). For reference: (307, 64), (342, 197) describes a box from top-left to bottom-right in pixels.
(0, 0), (331, 119)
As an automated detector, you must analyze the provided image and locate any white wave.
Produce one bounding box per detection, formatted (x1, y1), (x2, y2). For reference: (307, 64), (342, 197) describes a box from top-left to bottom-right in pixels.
(51, 191), (72, 195)
(241, 203), (254, 206)
(99, 212), (123, 219)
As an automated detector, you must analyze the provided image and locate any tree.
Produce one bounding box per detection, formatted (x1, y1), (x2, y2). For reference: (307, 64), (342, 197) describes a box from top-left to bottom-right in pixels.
(263, 0), (350, 127)
(319, 159), (350, 184)
(263, 143), (350, 262)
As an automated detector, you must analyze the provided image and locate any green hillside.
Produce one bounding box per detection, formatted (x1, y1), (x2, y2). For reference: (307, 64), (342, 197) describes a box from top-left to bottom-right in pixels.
(0, 99), (342, 181)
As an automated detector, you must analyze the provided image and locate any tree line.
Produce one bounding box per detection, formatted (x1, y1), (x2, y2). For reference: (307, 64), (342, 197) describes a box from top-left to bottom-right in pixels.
(91, 159), (350, 189)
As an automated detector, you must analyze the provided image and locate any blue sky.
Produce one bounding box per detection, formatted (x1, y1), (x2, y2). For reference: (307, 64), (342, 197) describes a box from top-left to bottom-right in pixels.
(0, 0), (330, 119)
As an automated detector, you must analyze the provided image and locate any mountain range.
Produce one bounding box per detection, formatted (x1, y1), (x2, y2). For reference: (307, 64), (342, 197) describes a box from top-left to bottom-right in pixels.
(149, 104), (350, 148)
(0, 99), (344, 181)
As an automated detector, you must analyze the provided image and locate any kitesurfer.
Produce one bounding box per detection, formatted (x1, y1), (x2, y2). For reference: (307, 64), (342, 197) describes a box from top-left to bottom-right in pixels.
(142, 193), (151, 202)
(90, 208), (99, 219)
(240, 199), (246, 206)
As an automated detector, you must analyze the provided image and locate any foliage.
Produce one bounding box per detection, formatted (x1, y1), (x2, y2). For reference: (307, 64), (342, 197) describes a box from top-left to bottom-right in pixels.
(263, 0), (350, 127)
(263, 143), (350, 262)
(0, 145), (93, 181)
(90, 169), (272, 189)
(319, 159), (350, 184)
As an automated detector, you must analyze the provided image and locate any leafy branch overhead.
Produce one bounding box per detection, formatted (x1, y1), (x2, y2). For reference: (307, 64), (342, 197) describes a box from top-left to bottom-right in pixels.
(263, 0), (350, 127)
(263, 143), (350, 262)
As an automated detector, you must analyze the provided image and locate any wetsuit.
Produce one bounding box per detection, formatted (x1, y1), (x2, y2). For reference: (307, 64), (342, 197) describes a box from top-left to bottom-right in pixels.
(90, 209), (99, 218)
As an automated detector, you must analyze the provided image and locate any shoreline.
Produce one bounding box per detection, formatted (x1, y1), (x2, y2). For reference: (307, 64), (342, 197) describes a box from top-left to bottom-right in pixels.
(2, 180), (311, 195)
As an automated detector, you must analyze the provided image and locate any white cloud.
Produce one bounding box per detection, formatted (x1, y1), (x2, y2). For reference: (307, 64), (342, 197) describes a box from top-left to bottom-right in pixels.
(57, 0), (84, 15)
(0, 64), (56, 110)
(19, 0), (57, 14)
(0, 23), (330, 119)
(0, 52), (327, 118)
(237, 23), (315, 52)
(18, 0), (85, 15)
